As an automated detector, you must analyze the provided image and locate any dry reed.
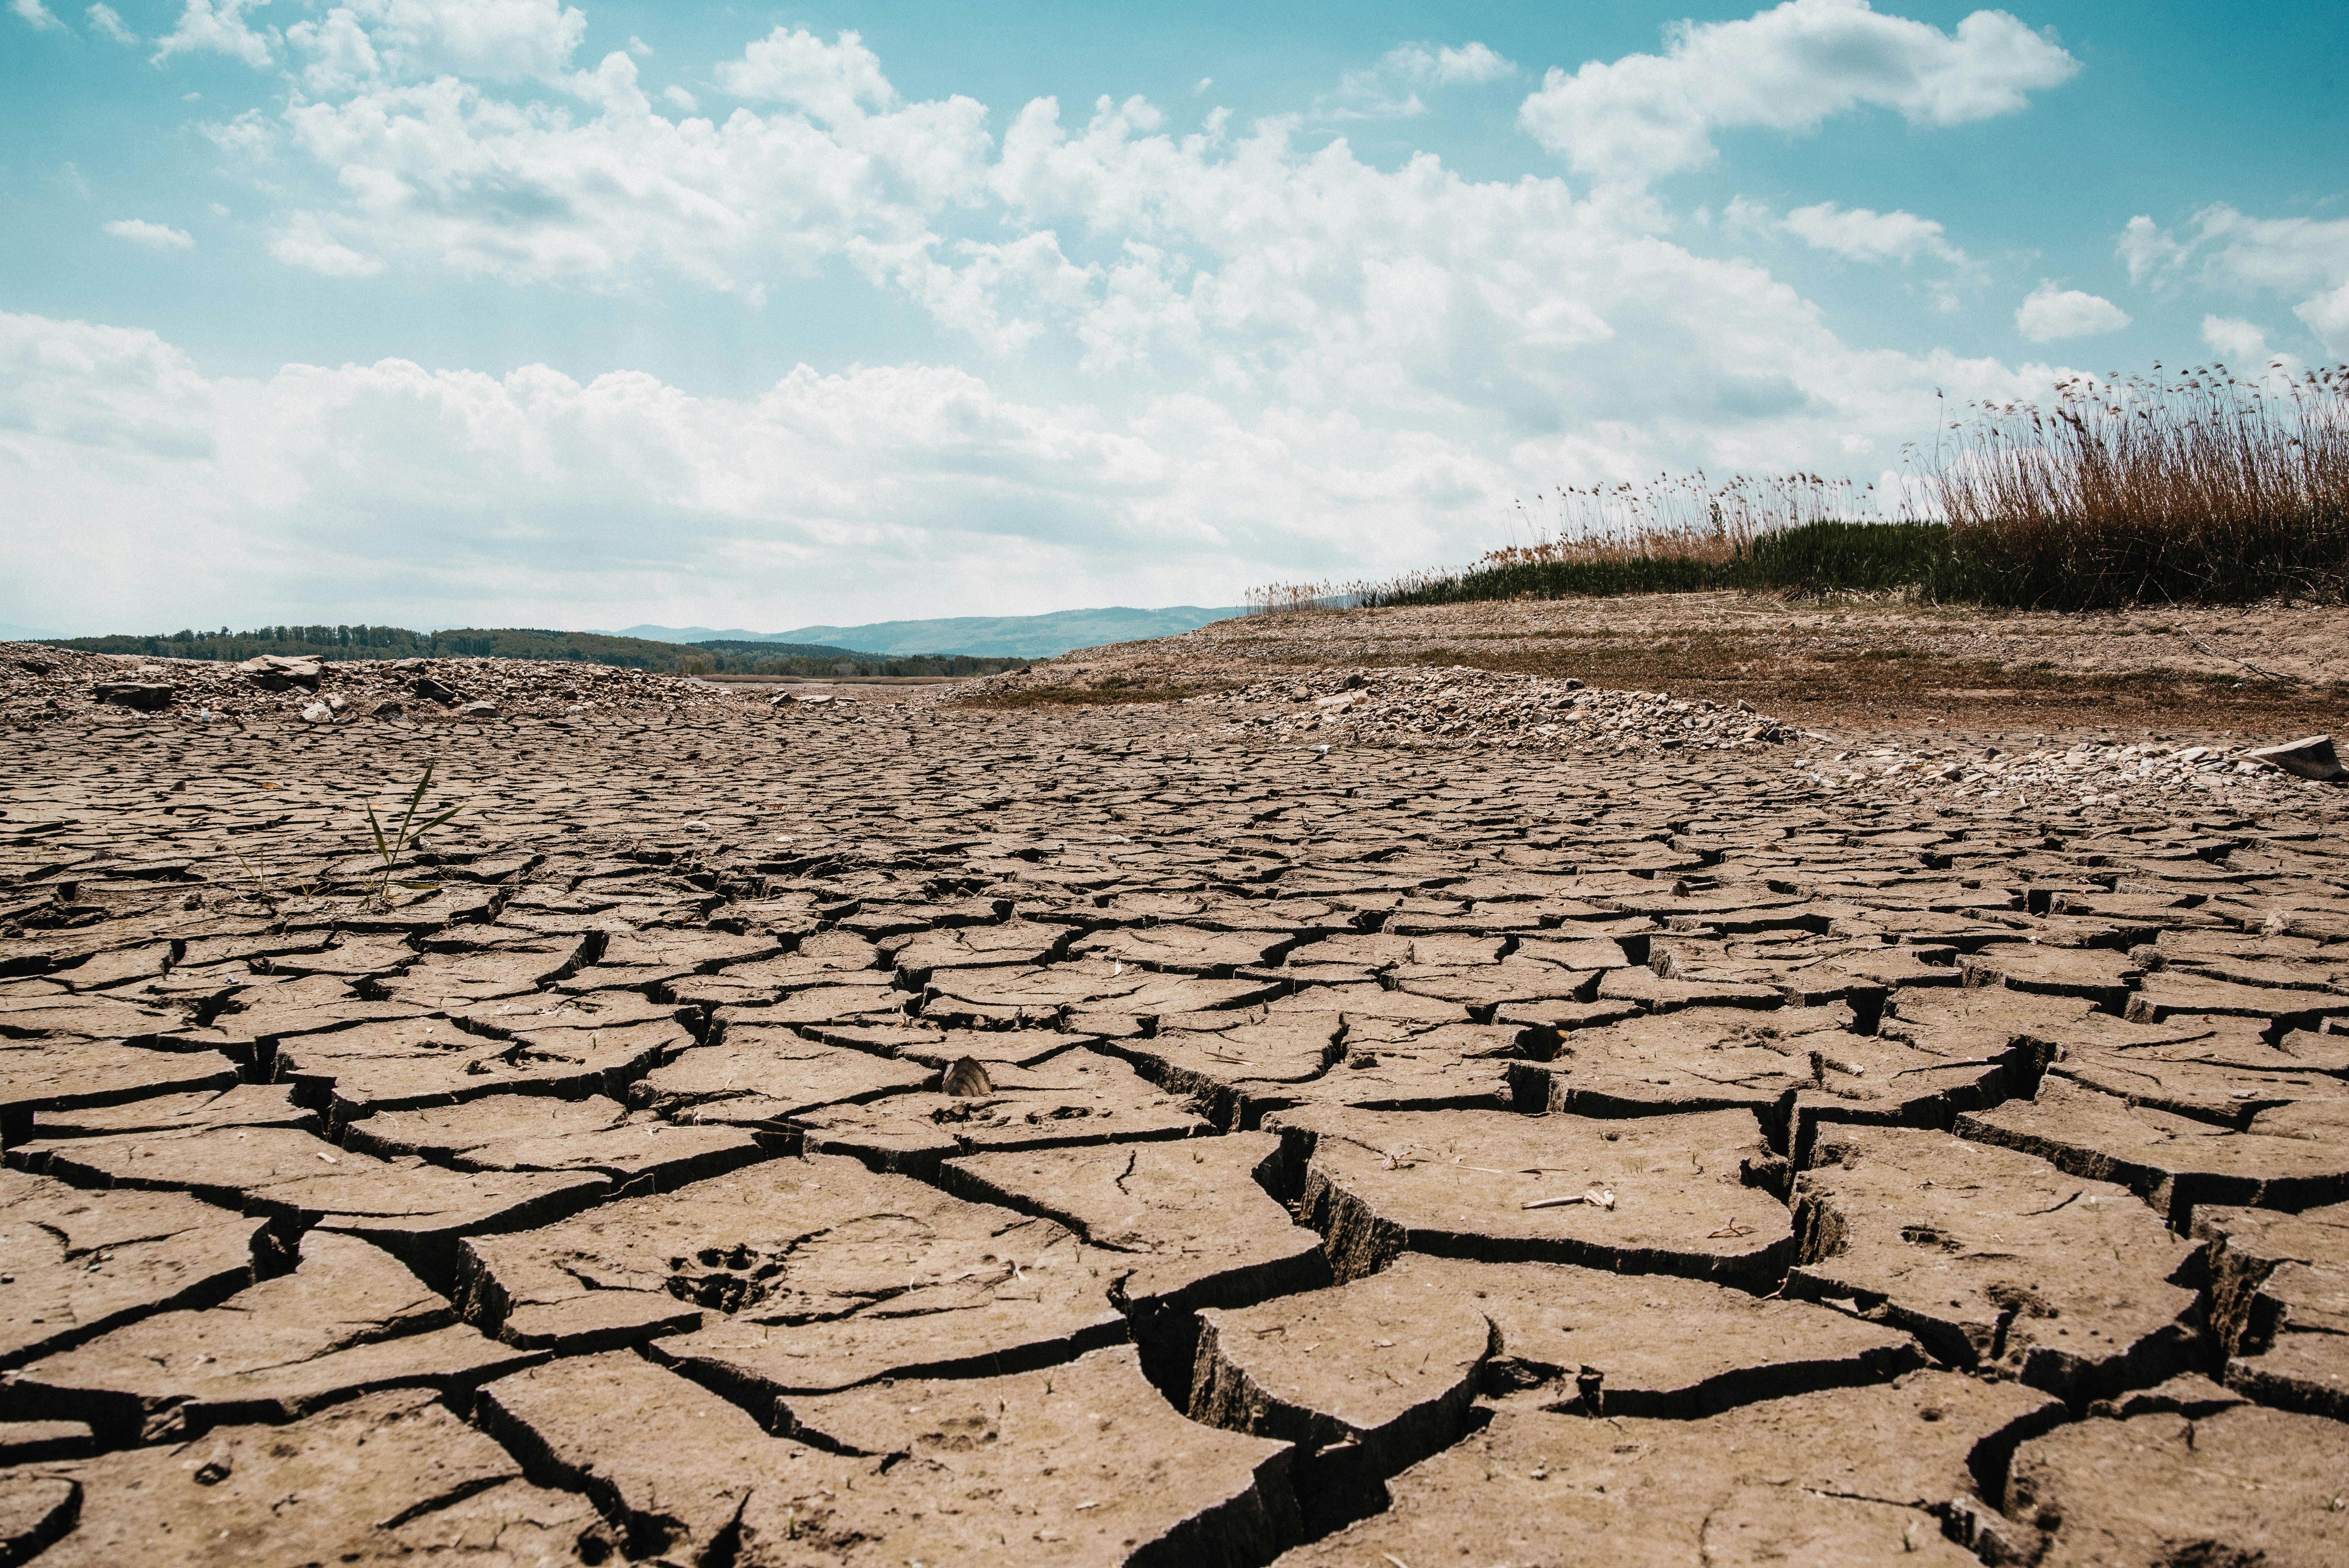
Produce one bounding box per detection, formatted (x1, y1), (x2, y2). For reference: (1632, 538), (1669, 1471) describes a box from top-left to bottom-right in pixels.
(1928, 363), (2349, 606)
(1244, 362), (2349, 614)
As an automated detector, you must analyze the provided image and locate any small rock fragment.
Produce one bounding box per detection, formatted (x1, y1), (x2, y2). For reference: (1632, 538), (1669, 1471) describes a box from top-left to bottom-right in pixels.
(90, 682), (172, 711)
(2244, 733), (2344, 781)
(941, 1054), (994, 1096)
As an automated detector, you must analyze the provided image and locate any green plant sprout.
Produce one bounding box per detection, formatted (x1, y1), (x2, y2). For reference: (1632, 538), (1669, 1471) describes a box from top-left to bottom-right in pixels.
(365, 761), (465, 905)
(228, 843), (270, 902)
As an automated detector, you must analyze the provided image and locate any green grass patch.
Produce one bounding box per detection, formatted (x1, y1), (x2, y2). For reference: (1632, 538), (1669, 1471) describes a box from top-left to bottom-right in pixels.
(1251, 366), (2349, 615)
(1369, 520), (1960, 606)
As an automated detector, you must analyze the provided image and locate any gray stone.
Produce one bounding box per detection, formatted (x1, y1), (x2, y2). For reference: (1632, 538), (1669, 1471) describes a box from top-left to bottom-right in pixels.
(234, 655), (323, 691)
(2245, 733), (2344, 781)
(89, 683), (172, 711)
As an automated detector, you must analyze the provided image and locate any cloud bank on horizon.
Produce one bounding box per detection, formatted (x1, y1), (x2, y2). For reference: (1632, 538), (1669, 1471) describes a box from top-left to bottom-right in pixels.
(1, 0), (2342, 636)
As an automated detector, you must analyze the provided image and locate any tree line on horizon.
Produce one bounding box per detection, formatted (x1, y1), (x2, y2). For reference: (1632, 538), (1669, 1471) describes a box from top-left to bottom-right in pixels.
(41, 625), (1031, 679)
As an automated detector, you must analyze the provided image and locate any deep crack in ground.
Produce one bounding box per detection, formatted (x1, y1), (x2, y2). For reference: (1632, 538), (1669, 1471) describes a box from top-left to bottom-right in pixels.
(2, 645), (2347, 1566)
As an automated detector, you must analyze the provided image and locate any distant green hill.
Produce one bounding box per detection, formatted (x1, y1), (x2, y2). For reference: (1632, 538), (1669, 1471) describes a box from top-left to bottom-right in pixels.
(608, 604), (1246, 658)
(43, 625), (1028, 678)
(684, 641), (1020, 677)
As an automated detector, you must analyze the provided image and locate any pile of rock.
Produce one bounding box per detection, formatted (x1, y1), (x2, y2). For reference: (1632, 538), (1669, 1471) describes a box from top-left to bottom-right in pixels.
(767, 690), (856, 711)
(0, 643), (742, 727)
(1810, 732), (2344, 807)
(1187, 667), (1797, 754)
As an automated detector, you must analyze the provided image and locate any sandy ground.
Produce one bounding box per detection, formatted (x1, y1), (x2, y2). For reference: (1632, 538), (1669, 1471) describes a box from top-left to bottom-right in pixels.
(979, 593), (2349, 741)
(2, 608), (2346, 1566)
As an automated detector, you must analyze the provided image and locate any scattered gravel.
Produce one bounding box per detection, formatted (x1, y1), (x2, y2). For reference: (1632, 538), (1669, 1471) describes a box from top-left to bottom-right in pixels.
(1173, 669), (2342, 807)
(7, 613), (2349, 1568)
(1803, 736), (2345, 808)
(1180, 593), (2349, 689)
(1, 643), (739, 727)
(10, 636), (2339, 826)
(1184, 667), (1795, 754)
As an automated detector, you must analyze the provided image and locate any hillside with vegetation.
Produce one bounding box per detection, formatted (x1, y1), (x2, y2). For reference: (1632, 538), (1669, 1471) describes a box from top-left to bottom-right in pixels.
(1250, 365), (2349, 615)
(40, 625), (1030, 677)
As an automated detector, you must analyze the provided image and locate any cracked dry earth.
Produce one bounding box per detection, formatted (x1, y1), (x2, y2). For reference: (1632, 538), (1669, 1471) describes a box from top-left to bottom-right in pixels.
(3, 690), (2348, 1568)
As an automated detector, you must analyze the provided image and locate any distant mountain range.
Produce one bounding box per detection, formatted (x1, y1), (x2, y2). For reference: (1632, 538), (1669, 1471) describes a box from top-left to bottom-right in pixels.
(0, 621), (63, 643)
(603, 605), (1246, 659)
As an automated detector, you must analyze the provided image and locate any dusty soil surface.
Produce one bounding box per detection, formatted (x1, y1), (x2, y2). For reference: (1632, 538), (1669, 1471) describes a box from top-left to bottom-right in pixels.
(975, 593), (2349, 739)
(1, 643), (737, 726)
(2, 609), (2347, 1566)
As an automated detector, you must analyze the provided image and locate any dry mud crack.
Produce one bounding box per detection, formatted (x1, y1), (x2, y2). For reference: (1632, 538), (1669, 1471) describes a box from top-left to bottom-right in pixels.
(1, 665), (2347, 1566)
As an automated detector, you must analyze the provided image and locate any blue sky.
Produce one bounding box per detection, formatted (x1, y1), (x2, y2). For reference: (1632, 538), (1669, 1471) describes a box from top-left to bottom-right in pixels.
(3, 0), (2344, 635)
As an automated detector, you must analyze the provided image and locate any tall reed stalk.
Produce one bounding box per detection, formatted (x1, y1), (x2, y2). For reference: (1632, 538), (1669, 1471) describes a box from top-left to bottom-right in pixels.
(1928, 364), (2349, 608)
(1243, 363), (2349, 614)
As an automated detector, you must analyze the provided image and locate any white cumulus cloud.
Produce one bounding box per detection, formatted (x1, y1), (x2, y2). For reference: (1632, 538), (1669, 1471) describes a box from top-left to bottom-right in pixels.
(374, 0), (581, 78)
(714, 27), (896, 121)
(1322, 39), (1516, 119)
(0, 308), (1524, 631)
(1780, 201), (1966, 264)
(14, 18), (2123, 633)
(201, 32), (2065, 464)
(2122, 206), (2349, 356)
(267, 212), (383, 276)
(250, 58), (989, 291)
(0, 258), (2056, 633)
(85, 1), (133, 41)
(1519, 0), (2078, 185)
(185, 55), (2071, 515)
(2199, 315), (2269, 362)
(2014, 280), (2129, 342)
(2117, 213), (2185, 284)
(11, 0), (66, 32)
(151, 0), (276, 67)
(286, 9), (380, 93)
(1389, 41), (1517, 86)
(102, 217), (196, 249)
(277, 0), (587, 89)
(2299, 284), (2349, 358)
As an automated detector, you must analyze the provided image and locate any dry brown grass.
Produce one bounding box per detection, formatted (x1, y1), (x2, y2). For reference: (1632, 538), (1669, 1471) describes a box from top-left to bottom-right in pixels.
(1244, 364), (2349, 614)
(1931, 363), (2349, 606)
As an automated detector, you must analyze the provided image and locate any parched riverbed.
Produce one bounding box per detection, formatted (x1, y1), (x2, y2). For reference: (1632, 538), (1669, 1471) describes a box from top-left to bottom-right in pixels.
(2, 618), (2347, 1566)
